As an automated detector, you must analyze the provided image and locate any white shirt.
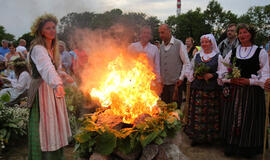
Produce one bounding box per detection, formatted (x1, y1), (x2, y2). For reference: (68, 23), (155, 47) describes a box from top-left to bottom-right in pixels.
(220, 45), (269, 88)
(162, 36), (190, 80)
(128, 42), (160, 80)
(0, 71), (31, 101)
(16, 46), (27, 53)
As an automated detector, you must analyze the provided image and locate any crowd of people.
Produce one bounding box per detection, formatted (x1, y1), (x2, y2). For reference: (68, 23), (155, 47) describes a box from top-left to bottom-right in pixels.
(0, 13), (270, 159)
(129, 23), (270, 159)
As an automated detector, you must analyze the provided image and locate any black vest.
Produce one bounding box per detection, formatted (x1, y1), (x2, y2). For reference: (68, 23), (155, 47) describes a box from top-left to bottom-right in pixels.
(230, 47), (261, 78)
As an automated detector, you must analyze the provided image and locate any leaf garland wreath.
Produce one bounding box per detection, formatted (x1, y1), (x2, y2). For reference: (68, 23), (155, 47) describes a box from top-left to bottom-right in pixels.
(74, 100), (182, 158)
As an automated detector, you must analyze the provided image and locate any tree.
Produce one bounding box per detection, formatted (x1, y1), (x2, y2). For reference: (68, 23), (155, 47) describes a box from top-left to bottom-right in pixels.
(166, 8), (212, 44)
(204, 0), (237, 39)
(0, 26), (15, 43)
(58, 9), (160, 46)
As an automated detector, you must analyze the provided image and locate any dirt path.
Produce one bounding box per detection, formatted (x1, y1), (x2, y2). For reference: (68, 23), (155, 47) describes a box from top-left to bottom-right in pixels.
(2, 131), (269, 160)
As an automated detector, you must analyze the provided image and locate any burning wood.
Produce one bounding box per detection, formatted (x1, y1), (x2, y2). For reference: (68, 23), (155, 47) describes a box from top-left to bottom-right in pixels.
(89, 54), (159, 124)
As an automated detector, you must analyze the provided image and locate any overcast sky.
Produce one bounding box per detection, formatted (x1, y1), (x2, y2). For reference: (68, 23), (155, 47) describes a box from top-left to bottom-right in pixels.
(0, 0), (269, 38)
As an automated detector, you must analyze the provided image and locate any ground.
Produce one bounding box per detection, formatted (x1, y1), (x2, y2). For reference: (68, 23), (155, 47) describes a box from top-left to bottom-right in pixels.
(1, 131), (270, 160)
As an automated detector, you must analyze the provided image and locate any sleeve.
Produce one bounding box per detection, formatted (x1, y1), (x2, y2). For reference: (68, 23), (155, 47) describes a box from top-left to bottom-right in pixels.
(249, 49), (270, 88)
(153, 47), (161, 82)
(220, 51), (232, 84)
(31, 45), (63, 88)
(11, 72), (29, 91)
(179, 42), (191, 80)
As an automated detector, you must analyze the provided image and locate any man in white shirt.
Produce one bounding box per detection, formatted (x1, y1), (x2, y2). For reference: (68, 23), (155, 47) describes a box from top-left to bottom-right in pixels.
(158, 24), (190, 106)
(16, 39), (28, 58)
(128, 26), (161, 85)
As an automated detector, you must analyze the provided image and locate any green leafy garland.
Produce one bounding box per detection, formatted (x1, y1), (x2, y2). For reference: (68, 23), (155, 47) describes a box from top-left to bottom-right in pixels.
(64, 86), (85, 136)
(74, 100), (182, 158)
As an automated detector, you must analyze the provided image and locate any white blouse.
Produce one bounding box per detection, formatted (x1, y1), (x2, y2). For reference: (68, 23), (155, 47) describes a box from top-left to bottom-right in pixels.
(31, 45), (63, 88)
(220, 45), (269, 88)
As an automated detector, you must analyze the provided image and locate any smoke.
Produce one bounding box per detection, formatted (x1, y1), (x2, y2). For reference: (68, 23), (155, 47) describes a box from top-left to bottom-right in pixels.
(68, 24), (161, 98)
(69, 24), (135, 92)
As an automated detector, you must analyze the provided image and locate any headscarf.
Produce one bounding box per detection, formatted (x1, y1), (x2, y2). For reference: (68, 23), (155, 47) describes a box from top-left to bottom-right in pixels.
(199, 34), (220, 58)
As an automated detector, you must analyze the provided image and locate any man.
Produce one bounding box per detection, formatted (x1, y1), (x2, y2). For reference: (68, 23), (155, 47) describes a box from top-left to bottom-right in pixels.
(158, 24), (190, 105)
(128, 26), (160, 80)
(16, 39), (27, 58)
(218, 23), (239, 58)
(0, 40), (9, 57)
(59, 41), (72, 74)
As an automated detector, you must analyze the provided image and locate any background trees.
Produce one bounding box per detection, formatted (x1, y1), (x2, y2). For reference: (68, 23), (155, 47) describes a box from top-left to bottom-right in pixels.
(1, 1), (269, 47)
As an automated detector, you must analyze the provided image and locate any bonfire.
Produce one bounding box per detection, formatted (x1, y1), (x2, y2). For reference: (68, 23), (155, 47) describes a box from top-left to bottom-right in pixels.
(74, 53), (181, 159)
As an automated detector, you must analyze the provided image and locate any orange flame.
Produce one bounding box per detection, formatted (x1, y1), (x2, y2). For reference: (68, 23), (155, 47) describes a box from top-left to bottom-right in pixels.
(90, 54), (159, 123)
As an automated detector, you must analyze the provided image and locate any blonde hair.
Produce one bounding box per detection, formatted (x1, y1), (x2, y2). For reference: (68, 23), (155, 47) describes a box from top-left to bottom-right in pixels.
(30, 13), (60, 68)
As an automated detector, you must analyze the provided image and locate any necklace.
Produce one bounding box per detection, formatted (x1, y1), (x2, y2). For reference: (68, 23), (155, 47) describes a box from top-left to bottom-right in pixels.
(201, 55), (212, 62)
(239, 46), (253, 58)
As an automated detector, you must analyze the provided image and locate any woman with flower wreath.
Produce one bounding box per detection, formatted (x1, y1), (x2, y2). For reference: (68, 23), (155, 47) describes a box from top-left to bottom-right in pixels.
(28, 14), (71, 159)
(184, 34), (222, 146)
(220, 24), (269, 158)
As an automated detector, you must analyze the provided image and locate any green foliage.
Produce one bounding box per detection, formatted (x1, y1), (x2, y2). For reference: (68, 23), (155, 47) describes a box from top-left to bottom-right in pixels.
(0, 26), (15, 42)
(166, 8), (212, 43)
(95, 131), (117, 155)
(0, 94), (29, 150)
(74, 100), (181, 158)
(194, 63), (210, 77)
(65, 86), (85, 136)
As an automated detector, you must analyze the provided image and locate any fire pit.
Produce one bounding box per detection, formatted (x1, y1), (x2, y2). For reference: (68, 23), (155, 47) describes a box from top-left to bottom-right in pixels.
(74, 54), (182, 159)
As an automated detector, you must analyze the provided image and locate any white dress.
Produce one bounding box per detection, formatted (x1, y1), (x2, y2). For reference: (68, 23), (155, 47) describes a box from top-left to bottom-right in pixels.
(31, 45), (72, 151)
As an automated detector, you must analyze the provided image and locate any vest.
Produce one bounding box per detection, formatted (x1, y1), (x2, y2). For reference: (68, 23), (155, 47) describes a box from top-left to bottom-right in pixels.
(230, 47), (261, 78)
(160, 39), (183, 85)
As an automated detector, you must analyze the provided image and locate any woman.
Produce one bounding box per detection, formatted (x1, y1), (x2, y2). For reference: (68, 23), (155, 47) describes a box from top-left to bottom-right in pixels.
(5, 42), (24, 62)
(185, 37), (198, 60)
(220, 24), (269, 158)
(184, 34), (222, 146)
(28, 14), (71, 159)
(0, 58), (31, 102)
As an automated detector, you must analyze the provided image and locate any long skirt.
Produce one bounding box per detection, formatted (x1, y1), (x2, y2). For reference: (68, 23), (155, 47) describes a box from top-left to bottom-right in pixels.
(220, 84), (265, 155)
(184, 89), (220, 143)
(28, 94), (65, 160)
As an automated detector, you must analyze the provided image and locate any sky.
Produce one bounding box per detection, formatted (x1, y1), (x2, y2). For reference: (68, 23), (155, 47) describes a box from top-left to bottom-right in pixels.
(0, 0), (269, 38)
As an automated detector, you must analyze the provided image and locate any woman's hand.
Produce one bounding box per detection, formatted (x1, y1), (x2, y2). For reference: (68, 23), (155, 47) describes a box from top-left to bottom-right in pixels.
(55, 85), (65, 98)
(264, 78), (270, 91)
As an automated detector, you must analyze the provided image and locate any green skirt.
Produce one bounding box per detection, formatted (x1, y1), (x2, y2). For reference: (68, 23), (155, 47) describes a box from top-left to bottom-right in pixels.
(28, 94), (65, 160)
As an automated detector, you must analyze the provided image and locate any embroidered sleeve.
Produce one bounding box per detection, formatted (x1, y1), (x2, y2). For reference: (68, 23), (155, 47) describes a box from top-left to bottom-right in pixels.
(249, 49), (270, 88)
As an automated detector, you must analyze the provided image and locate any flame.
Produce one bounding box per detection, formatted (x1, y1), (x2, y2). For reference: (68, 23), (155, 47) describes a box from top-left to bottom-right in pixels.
(90, 54), (159, 123)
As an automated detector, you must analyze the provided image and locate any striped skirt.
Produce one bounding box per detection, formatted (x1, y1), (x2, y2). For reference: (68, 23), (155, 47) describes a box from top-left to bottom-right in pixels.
(28, 94), (65, 160)
(220, 84), (265, 153)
